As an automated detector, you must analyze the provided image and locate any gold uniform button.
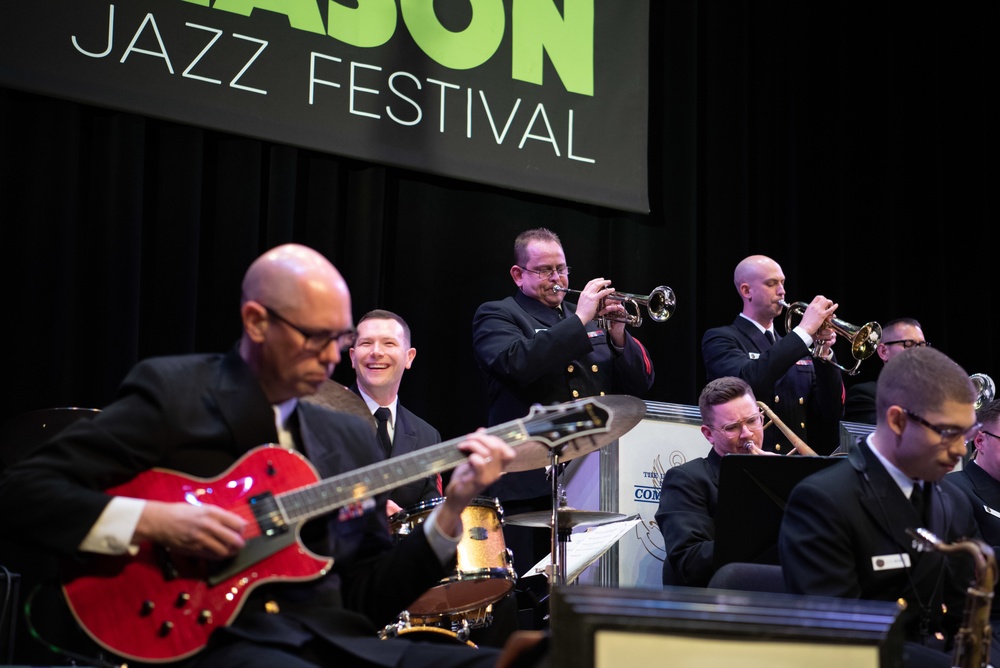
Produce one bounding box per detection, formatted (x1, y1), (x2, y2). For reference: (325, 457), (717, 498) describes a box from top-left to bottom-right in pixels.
(799, 397), (805, 405)
(572, 390), (580, 398)
(591, 364), (599, 373)
(264, 601), (280, 614)
(599, 391), (606, 396)
(800, 422), (806, 429)
(896, 598), (907, 611)
(567, 364), (575, 373)
(773, 395), (780, 403)
(775, 444), (782, 452)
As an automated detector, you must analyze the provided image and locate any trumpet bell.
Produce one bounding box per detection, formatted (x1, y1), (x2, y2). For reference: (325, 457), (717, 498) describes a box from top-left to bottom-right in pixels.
(646, 286), (677, 323)
(782, 301), (882, 376)
(971, 373), (996, 411)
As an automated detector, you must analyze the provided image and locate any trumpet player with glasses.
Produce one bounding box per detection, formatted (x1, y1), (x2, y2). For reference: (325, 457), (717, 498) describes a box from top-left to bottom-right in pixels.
(845, 318), (930, 424)
(702, 254), (845, 455)
(472, 227), (655, 628)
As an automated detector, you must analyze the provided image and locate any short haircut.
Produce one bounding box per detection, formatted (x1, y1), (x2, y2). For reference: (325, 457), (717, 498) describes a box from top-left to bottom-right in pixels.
(876, 347), (974, 419)
(882, 317), (923, 338)
(978, 397), (1000, 427)
(357, 309), (411, 347)
(513, 228), (562, 267)
(699, 377), (756, 426)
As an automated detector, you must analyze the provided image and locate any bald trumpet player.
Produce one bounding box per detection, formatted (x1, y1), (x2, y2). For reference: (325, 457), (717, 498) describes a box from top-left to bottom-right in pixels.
(655, 377), (817, 588)
(702, 254), (845, 456)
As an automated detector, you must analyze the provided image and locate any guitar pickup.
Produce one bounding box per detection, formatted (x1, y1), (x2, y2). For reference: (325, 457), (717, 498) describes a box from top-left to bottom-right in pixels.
(249, 491), (288, 537)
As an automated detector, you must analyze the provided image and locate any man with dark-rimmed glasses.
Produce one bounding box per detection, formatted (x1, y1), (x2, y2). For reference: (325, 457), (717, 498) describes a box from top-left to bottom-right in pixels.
(471, 226), (655, 629)
(845, 317), (930, 424)
(946, 396), (1000, 653)
(781, 346), (991, 668)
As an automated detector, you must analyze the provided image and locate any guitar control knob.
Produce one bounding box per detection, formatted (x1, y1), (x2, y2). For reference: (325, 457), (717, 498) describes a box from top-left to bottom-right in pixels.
(198, 610), (213, 625)
(140, 600), (155, 616)
(175, 592), (191, 607)
(158, 621), (174, 636)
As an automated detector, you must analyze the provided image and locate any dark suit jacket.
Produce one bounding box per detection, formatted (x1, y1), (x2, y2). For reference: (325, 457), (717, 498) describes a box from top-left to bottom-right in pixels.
(702, 316), (844, 455)
(654, 448), (721, 587)
(844, 380), (878, 424)
(946, 462), (1000, 627)
(472, 291), (654, 502)
(350, 384), (442, 510)
(779, 440), (977, 646)
(0, 349), (463, 667)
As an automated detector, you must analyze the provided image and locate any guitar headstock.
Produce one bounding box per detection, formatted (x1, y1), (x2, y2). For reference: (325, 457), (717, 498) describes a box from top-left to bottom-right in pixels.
(521, 397), (611, 448)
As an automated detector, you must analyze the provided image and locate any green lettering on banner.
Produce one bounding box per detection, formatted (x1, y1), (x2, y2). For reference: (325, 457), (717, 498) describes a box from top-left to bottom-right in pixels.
(512, 0), (593, 96)
(328, 0), (398, 48)
(400, 0), (504, 70)
(212, 0), (326, 35)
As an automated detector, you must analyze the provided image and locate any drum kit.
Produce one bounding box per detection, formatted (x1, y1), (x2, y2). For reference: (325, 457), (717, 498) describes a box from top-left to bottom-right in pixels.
(379, 394), (646, 646)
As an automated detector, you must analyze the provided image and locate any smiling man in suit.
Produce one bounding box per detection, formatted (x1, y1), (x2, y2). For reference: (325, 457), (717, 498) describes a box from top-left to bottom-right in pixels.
(350, 309), (442, 516)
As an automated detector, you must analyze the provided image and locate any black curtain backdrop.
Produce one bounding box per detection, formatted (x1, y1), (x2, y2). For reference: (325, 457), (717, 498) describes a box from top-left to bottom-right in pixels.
(2, 2), (997, 445)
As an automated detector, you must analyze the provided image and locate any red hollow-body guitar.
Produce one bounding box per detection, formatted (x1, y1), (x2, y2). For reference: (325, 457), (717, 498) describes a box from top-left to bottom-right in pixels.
(60, 396), (632, 663)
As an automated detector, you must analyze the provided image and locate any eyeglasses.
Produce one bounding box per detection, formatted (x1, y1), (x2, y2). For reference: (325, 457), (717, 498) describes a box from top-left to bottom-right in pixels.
(902, 408), (981, 442)
(981, 429), (1000, 441)
(264, 306), (357, 354)
(518, 265), (571, 279)
(708, 411), (765, 437)
(883, 340), (932, 349)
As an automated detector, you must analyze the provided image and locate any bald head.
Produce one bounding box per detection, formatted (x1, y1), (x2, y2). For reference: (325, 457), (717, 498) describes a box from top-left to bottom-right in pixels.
(242, 244), (348, 314)
(734, 255), (780, 291)
(239, 244), (354, 404)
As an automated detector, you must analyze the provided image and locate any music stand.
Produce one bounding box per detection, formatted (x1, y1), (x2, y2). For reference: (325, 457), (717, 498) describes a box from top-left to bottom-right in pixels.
(713, 455), (840, 571)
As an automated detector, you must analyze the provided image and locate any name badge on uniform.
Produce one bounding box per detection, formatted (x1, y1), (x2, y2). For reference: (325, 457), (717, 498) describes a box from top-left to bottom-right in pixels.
(985, 505), (1000, 519)
(871, 553), (911, 571)
(748, 352), (760, 359)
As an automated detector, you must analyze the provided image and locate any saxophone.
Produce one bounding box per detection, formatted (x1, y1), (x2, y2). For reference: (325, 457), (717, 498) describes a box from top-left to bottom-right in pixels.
(908, 527), (998, 668)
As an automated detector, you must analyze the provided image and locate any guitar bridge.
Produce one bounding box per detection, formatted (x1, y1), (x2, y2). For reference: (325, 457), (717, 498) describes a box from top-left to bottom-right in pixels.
(249, 491), (288, 536)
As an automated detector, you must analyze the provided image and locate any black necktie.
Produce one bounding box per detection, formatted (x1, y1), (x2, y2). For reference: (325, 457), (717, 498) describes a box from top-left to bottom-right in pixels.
(374, 407), (392, 457)
(911, 482), (928, 525)
(764, 330), (775, 345)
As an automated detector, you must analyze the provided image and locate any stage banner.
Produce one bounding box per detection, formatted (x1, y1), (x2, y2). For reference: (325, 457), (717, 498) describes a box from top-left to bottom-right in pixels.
(1, 1), (650, 213)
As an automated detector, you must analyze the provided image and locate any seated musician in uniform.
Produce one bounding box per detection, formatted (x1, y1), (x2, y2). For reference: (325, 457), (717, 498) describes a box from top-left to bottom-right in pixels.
(0, 244), (532, 668)
(655, 376), (814, 587)
(780, 347), (994, 668)
(946, 396), (1000, 650)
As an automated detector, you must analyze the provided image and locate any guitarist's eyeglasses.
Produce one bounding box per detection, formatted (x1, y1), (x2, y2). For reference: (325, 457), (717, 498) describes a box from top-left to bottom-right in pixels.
(264, 306), (357, 354)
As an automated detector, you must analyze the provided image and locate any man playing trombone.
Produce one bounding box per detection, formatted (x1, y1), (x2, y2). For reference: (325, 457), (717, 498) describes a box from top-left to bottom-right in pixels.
(471, 227), (655, 627)
(702, 254), (844, 455)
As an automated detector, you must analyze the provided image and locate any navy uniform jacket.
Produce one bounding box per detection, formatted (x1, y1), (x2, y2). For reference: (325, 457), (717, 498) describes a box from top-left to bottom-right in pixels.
(946, 462), (1000, 631)
(654, 448), (721, 587)
(350, 383), (443, 511)
(0, 349), (478, 668)
(472, 290), (654, 502)
(780, 440), (977, 647)
(702, 316), (844, 455)
(844, 380), (878, 424)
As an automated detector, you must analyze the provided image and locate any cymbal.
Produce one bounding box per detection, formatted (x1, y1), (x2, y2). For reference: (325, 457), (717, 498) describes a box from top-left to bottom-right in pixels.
(505, 508), (627, 530)
(302, 380), (376, 428)
(504, 394), (646, 472)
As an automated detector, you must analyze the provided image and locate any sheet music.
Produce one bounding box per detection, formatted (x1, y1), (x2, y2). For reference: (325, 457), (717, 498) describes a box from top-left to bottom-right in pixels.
(522, 516), (642, 584)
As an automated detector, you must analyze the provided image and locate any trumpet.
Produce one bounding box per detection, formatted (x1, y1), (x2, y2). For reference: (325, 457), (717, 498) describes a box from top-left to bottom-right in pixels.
(970, 373), (996, 411)
(780, 300), (882, 376)
(756, 400), (818, 457)
(553, 285), (676, 328)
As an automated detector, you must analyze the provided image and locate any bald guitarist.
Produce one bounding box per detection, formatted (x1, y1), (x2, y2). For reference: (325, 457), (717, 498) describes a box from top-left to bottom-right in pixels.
(0, 244), (517, 668)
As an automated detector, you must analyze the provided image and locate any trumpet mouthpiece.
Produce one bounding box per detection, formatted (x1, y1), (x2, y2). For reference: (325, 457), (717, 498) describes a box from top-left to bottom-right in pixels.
(743, 442), (755, 453)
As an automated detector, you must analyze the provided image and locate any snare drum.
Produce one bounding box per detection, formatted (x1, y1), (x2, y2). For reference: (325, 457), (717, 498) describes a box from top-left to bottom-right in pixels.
(380, 618), (477, 648)
(389, 496), (515, 616)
